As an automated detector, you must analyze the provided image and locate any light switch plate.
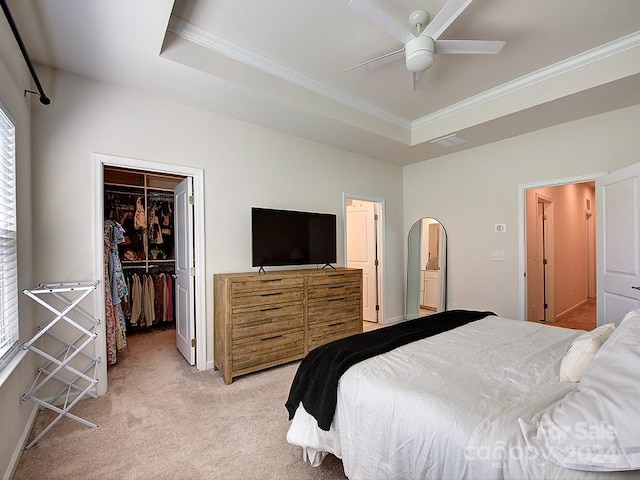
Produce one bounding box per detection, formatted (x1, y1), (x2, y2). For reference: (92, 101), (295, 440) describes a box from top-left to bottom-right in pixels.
(491, 251), (505, 261)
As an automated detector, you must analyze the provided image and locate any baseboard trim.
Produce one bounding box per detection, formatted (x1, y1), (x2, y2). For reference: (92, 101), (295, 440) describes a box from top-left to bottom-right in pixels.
(555, 299), (588, 322)
(3, 403), (39, 480)
(384, 315), (406, 325)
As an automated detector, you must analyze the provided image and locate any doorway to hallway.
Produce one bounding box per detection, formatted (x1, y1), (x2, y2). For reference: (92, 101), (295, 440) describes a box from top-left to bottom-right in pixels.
(524, 180), (596, 330)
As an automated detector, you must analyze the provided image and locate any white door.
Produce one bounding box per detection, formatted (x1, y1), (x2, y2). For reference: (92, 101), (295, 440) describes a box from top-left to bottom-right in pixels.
(596, 162), (640, 326)
(346, 200), (378, 322)
(174, 178), (195, 364)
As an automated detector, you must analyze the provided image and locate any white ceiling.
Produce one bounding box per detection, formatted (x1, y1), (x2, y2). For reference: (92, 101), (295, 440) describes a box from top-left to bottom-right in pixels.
(6, 0), (640, 165)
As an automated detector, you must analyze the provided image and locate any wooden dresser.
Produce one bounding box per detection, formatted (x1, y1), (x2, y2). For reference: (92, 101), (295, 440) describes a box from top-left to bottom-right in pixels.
(214, 268), (362, 384)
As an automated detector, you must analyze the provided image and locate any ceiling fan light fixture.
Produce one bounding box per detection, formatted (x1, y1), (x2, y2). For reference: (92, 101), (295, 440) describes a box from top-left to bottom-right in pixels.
(408, 9), (430, 30)
(405, 36), (434, 72)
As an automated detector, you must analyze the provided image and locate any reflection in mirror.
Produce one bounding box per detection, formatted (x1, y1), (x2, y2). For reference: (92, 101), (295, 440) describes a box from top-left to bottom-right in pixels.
(406, 218), (447, 320)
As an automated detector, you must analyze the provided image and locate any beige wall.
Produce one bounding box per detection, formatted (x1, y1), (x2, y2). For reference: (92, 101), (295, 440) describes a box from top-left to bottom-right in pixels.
(404, 104), (640, 319)
(0, 22), (37, 480)
(28, 67), (405, 378)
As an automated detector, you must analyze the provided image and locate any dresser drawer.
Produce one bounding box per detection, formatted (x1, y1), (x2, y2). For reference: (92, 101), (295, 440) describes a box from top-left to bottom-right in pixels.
(232, 306), (304, 341)
(308, 322), (361, 350)
(308, 275), (361, 300)
(231, 276), (303, 296)
(231, 288), (303, 311)
(308, 271), (360, 286)
(308, 296), (360, 325)
(233, 330), (304, 372)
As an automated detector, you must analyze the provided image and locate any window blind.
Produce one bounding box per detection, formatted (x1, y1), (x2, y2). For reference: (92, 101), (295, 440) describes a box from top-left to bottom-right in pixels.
(0, 106), (18, 362)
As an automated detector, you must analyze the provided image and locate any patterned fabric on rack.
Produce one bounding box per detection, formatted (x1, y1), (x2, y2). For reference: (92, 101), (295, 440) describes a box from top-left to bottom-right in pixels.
(108, 221), (128, 352)
(109, 222), (128, 302)
(104, 220), (128, 364)
(103, 248), (117, 364)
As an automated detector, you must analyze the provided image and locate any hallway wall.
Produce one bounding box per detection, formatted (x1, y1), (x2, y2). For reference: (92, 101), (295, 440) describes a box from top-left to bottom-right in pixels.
(525, 182), (596, 321)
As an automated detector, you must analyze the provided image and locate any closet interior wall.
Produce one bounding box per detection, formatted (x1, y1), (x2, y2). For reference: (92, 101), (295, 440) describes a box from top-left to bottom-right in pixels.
(103, 167), (185, 364)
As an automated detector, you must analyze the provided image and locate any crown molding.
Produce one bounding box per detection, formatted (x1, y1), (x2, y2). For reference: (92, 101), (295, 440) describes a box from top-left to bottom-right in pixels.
(412, 30), (640, 130)
(167, 17), (640, 142)
(167, 16), (412, 130)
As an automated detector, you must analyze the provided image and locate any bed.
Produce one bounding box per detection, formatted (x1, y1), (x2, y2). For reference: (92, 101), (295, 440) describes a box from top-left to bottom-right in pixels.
(285, 309), (640, 480)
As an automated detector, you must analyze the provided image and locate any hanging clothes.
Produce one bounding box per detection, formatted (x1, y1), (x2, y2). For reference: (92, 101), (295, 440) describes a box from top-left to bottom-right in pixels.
(143, 274), (156, 326)
(148, 195), (174, 260)
(162, 274), (168, 322)
(129, 273), (143, 326)
(165, 276), (174, 322)
(121, 270), (175, 327)
(104, 171), (181, 348)
(153, 274), (165, 320)
(104, 220), (128, 364)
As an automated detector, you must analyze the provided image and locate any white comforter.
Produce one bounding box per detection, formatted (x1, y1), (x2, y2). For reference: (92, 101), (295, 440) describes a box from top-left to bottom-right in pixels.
(286, 316), (636, 479)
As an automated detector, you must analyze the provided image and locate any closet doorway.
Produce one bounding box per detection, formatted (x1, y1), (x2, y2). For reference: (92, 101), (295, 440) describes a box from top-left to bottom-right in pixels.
(94, 154), (206, 396)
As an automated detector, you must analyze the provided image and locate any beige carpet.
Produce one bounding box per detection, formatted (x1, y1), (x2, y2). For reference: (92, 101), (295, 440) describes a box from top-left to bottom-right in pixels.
(13, 329), (346, 480)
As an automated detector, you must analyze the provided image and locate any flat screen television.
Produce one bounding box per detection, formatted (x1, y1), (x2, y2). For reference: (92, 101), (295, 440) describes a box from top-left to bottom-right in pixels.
(251, 207), (337, 268)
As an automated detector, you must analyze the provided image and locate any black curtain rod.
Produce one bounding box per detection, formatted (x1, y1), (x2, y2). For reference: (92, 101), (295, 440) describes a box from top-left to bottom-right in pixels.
(1, 0), (50, 105)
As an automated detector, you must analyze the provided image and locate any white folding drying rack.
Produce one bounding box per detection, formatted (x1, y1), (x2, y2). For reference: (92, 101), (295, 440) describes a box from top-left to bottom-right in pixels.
(21, 281), (101, 449)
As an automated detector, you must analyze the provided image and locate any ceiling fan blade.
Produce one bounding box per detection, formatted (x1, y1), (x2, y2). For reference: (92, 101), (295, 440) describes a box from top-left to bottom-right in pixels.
(422, 0), (474, 40)
(412, 71), (426, 91)
(345, 47), (405, 72)
(348, 0), (415, 45)
(434, 40), (505, 54)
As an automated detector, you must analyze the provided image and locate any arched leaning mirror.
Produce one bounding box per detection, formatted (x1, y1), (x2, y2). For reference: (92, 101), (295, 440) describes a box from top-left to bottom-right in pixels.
(406, 218), (447, 320)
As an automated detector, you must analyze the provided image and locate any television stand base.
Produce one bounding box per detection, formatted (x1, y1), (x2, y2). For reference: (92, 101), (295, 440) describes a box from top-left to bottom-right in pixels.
(258, 266), (266, 274)
(321, 263), (336, 270)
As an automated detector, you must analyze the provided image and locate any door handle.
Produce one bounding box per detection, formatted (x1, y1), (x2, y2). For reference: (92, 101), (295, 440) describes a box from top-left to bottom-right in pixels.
(632, 286), (640, 290)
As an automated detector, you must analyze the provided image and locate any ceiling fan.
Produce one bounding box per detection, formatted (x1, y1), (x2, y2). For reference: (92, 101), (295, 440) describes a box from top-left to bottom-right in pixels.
(347, 0), (505, 90)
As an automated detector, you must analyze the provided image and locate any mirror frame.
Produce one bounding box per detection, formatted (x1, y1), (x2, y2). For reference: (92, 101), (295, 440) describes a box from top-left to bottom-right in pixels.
(406, 218), (447, 320)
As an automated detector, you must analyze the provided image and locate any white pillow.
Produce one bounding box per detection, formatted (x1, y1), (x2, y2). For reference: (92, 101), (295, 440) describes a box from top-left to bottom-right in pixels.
(591, 322), (616, 345)
(522, 310), (640, 471)
(558, 323), (616, 382)
(559, 332), (601, 382)
(619, 308), (640, 326)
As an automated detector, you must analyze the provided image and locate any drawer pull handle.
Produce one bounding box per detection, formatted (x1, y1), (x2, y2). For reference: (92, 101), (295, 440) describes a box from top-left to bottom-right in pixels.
(260, 306), (281, 312)
(632, 286), (640, 291)
(261, 292), (282, 297)
(261, 335), (282, 341)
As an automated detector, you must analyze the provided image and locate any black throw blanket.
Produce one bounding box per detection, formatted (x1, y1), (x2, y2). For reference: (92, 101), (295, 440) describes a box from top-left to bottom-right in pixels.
(285, 309), (496, 431)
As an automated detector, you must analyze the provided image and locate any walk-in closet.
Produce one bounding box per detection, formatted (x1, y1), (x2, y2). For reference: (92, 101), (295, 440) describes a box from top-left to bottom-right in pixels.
(103, 166), (185, 365)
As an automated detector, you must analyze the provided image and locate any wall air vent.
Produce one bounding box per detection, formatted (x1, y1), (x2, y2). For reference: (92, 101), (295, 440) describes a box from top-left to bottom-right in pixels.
(430, 133), (469, 148)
